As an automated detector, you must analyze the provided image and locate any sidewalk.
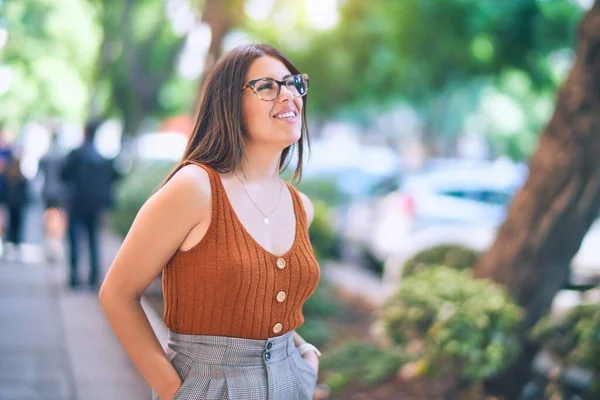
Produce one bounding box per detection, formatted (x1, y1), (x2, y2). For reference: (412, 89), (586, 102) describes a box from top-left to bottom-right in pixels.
(321, 260), (387, 307)
(0, 202), (151, 400)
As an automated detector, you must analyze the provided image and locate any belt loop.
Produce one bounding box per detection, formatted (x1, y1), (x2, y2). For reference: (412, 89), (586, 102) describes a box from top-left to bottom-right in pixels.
(222, 336), (232, 365)
(287, 330), (294, 356)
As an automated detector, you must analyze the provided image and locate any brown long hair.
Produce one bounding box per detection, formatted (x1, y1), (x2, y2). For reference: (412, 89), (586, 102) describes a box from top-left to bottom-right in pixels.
(164, 44), (310, 185)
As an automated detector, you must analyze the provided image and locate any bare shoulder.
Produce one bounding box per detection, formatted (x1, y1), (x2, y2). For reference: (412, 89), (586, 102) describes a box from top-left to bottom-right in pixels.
(168, 164), (211, 192)
(153, 164), (212, 220)
(99, 164), (213, 300)
(296, 189), (315, 227)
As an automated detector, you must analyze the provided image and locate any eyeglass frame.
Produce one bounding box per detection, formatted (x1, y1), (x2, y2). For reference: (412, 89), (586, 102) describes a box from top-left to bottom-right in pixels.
(241, 73), (309, 101)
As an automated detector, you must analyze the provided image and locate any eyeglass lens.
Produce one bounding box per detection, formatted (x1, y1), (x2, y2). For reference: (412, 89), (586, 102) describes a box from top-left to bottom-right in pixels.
(254, 75), (308, 100)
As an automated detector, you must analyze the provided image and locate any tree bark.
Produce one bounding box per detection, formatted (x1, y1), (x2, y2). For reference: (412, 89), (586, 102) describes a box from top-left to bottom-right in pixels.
(113, 1), (184, 136)
(474, 1), (600, 397)
(199, 0), (244, 82)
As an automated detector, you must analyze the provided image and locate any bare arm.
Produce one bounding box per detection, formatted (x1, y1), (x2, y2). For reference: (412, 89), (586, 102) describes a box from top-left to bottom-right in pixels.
(99, 165), (210, 400)
(293, 331), (308, 347)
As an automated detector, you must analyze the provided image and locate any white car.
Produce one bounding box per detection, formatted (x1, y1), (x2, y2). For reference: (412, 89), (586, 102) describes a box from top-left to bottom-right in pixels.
(346, 159), (523, 258)
(360, 160), (599, 286)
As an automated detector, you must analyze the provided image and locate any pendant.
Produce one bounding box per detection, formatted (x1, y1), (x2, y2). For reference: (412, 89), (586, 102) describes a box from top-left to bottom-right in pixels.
(264, 217), (270, 225)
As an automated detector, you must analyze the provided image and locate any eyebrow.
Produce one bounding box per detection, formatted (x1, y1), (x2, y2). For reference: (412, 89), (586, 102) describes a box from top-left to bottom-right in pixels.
(250, 74), (294, 82)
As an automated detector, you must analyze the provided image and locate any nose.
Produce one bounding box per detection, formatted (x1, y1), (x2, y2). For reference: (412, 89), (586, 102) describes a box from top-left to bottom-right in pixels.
(277, 84), (294, 102)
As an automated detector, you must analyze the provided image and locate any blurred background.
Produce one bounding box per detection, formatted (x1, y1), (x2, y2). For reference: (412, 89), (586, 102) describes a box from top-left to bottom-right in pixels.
(1, 0), (599, 399)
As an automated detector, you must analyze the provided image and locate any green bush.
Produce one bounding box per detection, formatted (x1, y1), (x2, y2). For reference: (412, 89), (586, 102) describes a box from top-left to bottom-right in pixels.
(296, 177), (345, 206)
(402, 245), (479, 277)
(308, 199), (340, 261)
(319, 340), (406, 391)
(110, 162), (175, 238)
(380, 266), (523, 382)
(282, 176), (342, 261)
(302, 281), (348, 319)
(296, 319), (335, 350)
(531, 303), (600, 375)
(299, 281), (351, 348)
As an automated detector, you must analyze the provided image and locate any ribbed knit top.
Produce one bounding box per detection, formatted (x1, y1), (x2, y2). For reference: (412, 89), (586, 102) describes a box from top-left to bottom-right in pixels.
(162, 162), (321, 340)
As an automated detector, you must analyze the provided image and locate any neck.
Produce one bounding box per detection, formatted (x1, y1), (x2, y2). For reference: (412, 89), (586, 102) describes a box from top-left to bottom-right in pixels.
(234, 144), (283, 183)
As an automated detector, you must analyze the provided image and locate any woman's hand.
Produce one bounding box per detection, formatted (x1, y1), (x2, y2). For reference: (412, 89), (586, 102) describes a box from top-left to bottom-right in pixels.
(302, 350), (319, 375)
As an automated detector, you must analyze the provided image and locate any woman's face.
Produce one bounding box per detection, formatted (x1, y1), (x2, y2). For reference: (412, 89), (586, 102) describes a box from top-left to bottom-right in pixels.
(241, 56), (304, 149)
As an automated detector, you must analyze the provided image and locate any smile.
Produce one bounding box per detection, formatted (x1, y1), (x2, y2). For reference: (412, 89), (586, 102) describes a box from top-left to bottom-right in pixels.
(274, 111), (297, 120)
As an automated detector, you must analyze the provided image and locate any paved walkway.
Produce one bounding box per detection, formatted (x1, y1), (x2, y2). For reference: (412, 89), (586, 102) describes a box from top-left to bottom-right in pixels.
(321, 261), (386, 306)
(0, 201), (151, 400)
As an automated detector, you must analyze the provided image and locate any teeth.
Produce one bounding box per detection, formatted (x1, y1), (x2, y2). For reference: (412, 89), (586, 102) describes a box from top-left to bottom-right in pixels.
(275, 112), (296, 119)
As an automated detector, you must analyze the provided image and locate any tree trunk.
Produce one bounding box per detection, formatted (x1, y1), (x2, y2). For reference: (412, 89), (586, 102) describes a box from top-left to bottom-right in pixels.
(92, 0), (185, 136)
(198, 0), (244, 84)
(474, 2), (600, 397)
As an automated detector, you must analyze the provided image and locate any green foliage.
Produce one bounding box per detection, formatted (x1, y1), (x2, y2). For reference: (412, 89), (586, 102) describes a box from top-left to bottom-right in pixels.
(302, 281), (346, 320)
(299, 281), (351, 348)
(0, 0), (191, 133)
(95, 0), (188, 134)
(380, 266), (523, 382)
(480, 69), (557, 161)
(0, 0), (101, 126)
(109, 162), (174, 238)
(402, 245), (479, 277)
(307, 199), (340, 261)
(319, 340), (406, 391)
(296, 178), (345, 206)
(249, 0), (584, 160)
(158, 75), (200, 117)
(255, 0), (583, 118)
(293, 177), (344, 261)
(295, 319), (334, 350)
(531, 303), (600, 374)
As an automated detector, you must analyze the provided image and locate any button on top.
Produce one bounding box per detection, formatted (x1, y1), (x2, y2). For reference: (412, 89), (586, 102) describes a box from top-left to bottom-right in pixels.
(272, 323), (283, 334)
(276, 258), (286, 270)
(266, 341), (273, 350)
(276, 291), (286, 303)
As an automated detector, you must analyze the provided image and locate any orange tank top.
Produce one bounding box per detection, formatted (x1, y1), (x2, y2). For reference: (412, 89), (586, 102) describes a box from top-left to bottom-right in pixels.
(161, 162), (321, 339)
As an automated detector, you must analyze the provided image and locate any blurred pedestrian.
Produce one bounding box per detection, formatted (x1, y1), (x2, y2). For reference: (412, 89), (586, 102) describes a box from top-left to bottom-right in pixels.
(0, 126), (13, 249)
(99, 44), (323, 400)
(2, 155), (30, 261)
(61, 120), (119, 289)
(38, 131), (68, 262)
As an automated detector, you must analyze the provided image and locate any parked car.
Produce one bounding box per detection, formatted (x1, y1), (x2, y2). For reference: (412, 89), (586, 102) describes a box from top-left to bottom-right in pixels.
(301, 140), (403, 237)
(300, 145), (403, 268)
(349, 158), (599, 286)
(342, 159), (520, 257)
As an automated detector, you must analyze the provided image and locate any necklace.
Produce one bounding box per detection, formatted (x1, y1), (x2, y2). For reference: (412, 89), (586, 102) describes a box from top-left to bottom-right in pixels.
(234, 170), (283, 225)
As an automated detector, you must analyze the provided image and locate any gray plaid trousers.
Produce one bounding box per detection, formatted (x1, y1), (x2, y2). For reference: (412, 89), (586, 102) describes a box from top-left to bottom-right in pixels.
(152, 330), (317, 400)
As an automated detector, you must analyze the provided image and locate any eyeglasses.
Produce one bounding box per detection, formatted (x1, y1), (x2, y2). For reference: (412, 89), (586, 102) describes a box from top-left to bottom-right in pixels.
(242, 73), (309, 101)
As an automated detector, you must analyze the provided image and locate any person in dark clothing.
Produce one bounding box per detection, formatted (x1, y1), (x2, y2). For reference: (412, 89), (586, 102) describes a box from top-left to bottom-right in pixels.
(2, 155), (30, 260)
(61, 120), (119, 288)
(38, 131), (68, 262)
(0, 128), (13, 243)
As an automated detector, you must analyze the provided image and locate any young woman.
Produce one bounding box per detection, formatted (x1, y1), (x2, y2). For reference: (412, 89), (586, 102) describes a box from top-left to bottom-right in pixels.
(100, 44), (322, 400)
